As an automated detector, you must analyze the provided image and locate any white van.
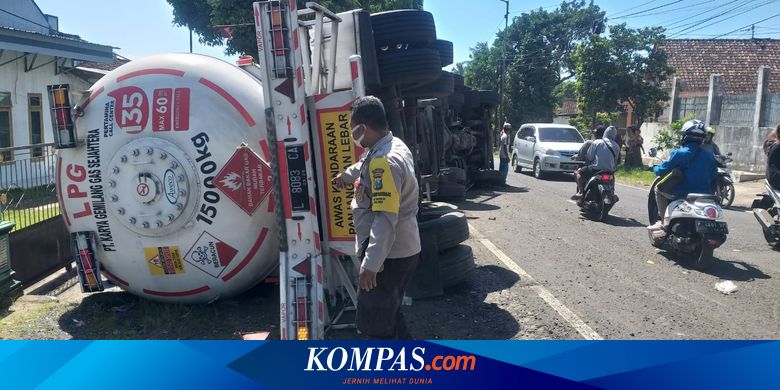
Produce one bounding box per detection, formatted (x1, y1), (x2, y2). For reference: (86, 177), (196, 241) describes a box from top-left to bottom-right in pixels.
(511, 123), (585, 179)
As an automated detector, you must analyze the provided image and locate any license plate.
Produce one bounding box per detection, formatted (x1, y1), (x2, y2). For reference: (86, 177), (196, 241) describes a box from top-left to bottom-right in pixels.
(561, 163), (578, 170)
(695, 220), (728, 234)
(286, 145), (311, 212)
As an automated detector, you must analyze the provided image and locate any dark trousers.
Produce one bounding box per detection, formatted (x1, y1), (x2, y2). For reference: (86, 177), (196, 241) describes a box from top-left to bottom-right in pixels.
(356, 252), (420, 339)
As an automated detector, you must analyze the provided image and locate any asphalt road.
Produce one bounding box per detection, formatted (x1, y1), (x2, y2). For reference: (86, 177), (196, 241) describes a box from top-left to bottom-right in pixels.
(463, 169), (780, 339)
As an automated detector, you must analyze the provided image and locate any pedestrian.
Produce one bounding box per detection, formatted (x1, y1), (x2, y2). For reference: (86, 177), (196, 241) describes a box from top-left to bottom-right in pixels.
(499, 122), (511, 180)
(626, 127), (645, 168)
(332, 96), (421, 339)
(764, 124), (780, 191)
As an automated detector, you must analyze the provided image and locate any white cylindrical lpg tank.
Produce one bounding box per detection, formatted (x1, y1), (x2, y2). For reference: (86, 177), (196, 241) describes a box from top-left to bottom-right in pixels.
(57, 53), (279, 303)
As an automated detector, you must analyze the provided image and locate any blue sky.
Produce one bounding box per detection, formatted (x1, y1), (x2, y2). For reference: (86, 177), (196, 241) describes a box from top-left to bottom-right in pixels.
(36, 0), (780, 67)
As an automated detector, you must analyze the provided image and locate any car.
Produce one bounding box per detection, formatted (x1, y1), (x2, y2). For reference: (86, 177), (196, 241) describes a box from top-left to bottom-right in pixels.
(511, 123), (585, 179)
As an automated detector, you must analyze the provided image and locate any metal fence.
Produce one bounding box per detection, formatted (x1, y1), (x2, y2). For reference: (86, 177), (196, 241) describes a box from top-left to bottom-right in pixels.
(0, 143), (60, 231)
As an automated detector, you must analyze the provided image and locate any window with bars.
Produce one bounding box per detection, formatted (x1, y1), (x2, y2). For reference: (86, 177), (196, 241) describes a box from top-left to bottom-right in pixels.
(0, 92), (12, 162)
(29, 94), (43, 158)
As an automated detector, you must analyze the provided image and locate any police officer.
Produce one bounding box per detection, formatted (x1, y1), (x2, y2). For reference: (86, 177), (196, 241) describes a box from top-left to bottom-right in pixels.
(332, 96), (421, 339)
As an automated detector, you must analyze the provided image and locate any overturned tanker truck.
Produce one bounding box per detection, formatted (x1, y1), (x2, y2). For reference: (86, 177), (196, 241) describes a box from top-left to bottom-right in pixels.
(50, 1), (500, 339)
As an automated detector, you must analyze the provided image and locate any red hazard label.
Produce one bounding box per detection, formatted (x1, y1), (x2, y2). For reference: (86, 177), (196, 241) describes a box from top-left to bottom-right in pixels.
(214, 146), (272, 215)
(183, 231), (238, 278)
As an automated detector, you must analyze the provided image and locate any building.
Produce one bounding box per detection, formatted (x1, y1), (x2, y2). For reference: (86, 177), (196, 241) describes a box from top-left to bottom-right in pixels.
(0, 0), (124, 188)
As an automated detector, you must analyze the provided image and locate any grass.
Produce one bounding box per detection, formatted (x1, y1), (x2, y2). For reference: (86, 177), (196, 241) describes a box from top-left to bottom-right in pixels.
(2, 203), (60, 230)
(614, 166), (656, 187)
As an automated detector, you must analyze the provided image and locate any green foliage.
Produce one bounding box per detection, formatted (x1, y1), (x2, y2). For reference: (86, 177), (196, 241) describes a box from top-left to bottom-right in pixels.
(614, 166), (656, 187)
(463, 42), (498, 91)
(463, 1), (604, 125)
(450, 62), (465, 76)
(653, 114), (694, 152)
(167, 0), (424, 56)
(569, 111), (618, 139)
(572, 23), (673, 130)
(554, 80), (576, 103)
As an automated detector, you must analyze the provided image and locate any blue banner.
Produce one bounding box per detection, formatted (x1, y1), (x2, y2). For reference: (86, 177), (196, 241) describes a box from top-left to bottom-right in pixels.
(1, 340), (778, 389)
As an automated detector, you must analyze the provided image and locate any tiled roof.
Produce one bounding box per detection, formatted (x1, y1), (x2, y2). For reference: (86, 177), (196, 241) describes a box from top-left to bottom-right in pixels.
(76, 54), (129, 71)
(556, 99), (578, 116)
(656, 39), (780, 94)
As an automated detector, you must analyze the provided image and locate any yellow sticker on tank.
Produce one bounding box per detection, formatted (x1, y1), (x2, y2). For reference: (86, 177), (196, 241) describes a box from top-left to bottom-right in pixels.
(369, 157), (399, 213)
(145, 246), (185, 275)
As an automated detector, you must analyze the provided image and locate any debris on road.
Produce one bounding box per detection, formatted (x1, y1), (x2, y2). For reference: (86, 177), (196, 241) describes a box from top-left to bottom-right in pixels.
(646, 260), (655, 265)
(715, 281), (739, 295)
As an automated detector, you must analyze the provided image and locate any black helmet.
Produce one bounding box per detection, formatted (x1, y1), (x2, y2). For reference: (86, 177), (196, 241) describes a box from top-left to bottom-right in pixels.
(680, 119), (707, 145)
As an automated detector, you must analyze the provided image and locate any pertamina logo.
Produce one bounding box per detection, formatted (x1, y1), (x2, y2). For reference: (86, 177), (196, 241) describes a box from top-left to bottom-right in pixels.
(183, 231), (238, 278)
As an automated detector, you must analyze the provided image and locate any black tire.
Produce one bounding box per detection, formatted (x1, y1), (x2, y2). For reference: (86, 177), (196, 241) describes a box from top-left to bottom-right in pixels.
(478, 90), (500, 107)
(690, 240), (715, 270)
(433, 40), (454, 67)
(371, 10), (436, 46)
(434, 181), (466, 202)
(419, 211), (470, 251)
(377, 48), (441, 86)
(439, 244), (475, 287)
(420, 201), (458, 216)
(533, 158), (546, 179)
(719, 182), (735, 209)
(403, 71), (454, 98)
(512, 154), (522, 173)
(472, 169), (505, 185)
(648, 178), (661, 224)
(598, 202), (610, 222)
(440, 167), (466, 184)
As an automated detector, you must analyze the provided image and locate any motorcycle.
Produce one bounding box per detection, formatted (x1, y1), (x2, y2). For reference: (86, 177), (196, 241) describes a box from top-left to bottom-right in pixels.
(714, 153), (735, 208)
(647, 177), (729, 270)
(578, 170), (618, 222)
(751, 180), (780, 247)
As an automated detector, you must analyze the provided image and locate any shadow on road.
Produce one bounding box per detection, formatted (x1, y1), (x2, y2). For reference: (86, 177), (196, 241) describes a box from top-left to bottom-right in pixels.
(454, 185), (529, 212)
(405, 264), (521, 339)
(57, 283), (280, 340)
(602, 216), (646, 228)
(658, 252), (772, 282)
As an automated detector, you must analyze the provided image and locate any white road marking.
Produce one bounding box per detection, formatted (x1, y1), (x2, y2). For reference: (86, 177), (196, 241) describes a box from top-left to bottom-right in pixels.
(469, 223), (604, 340)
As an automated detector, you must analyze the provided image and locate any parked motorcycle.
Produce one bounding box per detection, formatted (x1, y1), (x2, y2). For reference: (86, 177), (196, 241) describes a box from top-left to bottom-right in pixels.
(647, 177), (729, 269)
(751, 180), (780, 247)
(578, 170), (618, 222)
(714, 153), (735, 208)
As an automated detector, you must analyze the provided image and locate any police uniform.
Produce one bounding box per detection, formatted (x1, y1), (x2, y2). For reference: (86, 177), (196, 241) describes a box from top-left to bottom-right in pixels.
(340, 132), (420, 339)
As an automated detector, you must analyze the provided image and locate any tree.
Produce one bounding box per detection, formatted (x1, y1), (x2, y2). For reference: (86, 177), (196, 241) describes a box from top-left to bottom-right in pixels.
(463, 1), (605, 126)
(463, 42), (498, 92)
(572, 23), (674, 130)
(168, 0), (423, 56)
(450, 62), (466, 76)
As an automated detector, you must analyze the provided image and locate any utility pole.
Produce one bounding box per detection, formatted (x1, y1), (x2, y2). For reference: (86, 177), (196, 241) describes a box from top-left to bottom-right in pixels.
(497, 0), (509, 144)
(189, 26), (193, 53)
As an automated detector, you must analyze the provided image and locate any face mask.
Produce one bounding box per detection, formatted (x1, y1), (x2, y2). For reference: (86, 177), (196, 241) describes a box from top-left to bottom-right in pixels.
(351, 124), (366, 148)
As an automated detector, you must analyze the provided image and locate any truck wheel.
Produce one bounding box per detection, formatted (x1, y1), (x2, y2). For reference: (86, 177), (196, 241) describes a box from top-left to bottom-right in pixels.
(377, 48), (441, 86)
(403, 71), (454, 98)
(434, 40), (454, 67)
(433, 181), (466, 202)
(473, 169), (505, 185)
(439, 244), (475, 288)
(440, 167), (466, 184)
(420, 201), (459, 217)
(419, 210), (470, 252)
(371, 10), (436, 46)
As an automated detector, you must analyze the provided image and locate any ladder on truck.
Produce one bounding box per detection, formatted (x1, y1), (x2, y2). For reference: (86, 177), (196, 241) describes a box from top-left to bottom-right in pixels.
(252, 0), (365, 340)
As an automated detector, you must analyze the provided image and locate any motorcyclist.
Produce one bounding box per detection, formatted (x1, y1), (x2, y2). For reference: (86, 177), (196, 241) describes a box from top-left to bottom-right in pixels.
(573, 126), (619, 199)
(701, 126), (721, 156)
(648, 119), (717, 230)
(764, 124), (780, 191)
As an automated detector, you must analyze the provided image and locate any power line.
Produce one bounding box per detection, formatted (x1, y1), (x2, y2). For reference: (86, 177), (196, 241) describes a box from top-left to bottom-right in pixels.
(612, 0), (714, 20)
(611, 0), (684, 19)
(668, 0), (757, 37)
(610, 0), (661, 18)
(713, 12), (780, 38)
(670, 0), (774, 37)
